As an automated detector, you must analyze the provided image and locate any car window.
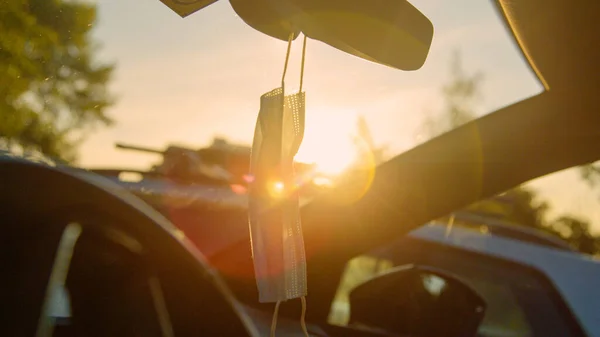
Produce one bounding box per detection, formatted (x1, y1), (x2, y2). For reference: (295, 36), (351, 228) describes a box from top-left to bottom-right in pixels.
(328, 255), (394, 326)
(430, 257), (533, 337)
(38, 223), (172, 337)
(328, 240), (576, 337)
(427, 245), (583, 337)
(1, 206), (253, 337)
(0, 0), (543, 180)
(2, 214), (68, 337)
(521, 165), (600, 255)
(467, 281), (531, 337)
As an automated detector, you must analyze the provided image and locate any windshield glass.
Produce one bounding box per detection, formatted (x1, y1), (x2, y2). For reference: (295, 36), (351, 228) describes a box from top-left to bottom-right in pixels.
(4, 1), (600, 335)
(3, 0), (599, 249)
(4, 0), (599, 251)
(81, 0), (541, 170)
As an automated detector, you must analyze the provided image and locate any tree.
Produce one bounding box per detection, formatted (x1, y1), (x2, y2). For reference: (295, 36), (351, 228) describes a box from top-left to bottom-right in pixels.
(579, 159), (600, 204)
(466, 189), (550, 229)
(353, 115), (388, 166)
(0, 0), (115, 162)
(422, 51), (563, 232)
(552, 215), (598, 254)
(580, 164), (600, 189)
(421, 50), (484, 138)
(425, 50), (600, 255)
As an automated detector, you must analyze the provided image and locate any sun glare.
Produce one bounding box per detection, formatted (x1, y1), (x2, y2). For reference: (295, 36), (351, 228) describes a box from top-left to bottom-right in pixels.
(296, 108), (358, 176)
(298, 144), (356, 176)
(267, 180), (286, 198)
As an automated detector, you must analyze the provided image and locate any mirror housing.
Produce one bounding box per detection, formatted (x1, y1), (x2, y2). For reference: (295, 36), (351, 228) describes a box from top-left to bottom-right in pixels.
(348, 264), (486, 337)
(230, 0), (302, 41)
(229, 0), (433, 71)
(293, 0), (433, 71)
(160, 0), (433, 70)
(160, 0), (219, 18)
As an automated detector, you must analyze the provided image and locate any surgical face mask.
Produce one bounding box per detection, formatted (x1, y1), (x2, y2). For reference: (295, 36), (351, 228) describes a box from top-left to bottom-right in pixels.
(248, 34), (308, 304)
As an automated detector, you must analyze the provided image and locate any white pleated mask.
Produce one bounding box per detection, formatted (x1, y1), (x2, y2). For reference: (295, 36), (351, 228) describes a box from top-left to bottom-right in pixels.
(248, 34), (308, 304)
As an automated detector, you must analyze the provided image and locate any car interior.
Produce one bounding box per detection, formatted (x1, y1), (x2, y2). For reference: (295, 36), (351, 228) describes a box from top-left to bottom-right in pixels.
(209, 0), (600, 331)
(0, 165), (257, 337)
(1, 0), (600, 336)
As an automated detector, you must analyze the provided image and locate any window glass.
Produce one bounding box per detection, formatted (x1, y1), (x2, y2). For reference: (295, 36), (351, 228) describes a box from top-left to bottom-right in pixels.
(522, 165), (600, 255)
(328, 255), (394, 326)
(430, 256), (533, 337)
(468, 279), (531, 337)
(329, 163), (599, 336)
(41, 225), (169, 337)
(328, 245), (573, 337)
(1, 213), (68, 337)
(431, 165), (600, 256)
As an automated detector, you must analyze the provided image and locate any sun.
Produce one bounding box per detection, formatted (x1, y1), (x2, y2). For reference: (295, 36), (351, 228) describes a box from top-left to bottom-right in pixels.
(296, 139), (356, 176)
(295, 108), (358, 176)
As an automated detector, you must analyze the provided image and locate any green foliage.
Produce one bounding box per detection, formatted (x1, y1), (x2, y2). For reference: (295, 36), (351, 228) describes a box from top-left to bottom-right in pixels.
(552, 215), (599, 254)
(353, 115), (388, 166)
(422, 50), (484, 138)
(580, 163), (600, 188)
(0, 0), (115, 162)
(441, 51), (484, 125)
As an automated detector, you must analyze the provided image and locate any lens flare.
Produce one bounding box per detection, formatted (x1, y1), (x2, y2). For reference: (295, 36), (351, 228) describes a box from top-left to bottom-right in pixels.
(268, 180), (286, 198)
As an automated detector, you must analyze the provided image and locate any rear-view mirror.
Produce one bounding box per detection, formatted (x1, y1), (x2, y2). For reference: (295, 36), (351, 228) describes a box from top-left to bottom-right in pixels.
(160, 0), (219, 18)
(349, 264), (486, 337)
(230, 0), (302, 41)
(229, 0), (433, 71)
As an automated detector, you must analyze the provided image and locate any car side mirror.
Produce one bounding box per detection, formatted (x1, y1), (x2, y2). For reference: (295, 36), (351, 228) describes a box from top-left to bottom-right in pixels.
(349, 264), (486, 337)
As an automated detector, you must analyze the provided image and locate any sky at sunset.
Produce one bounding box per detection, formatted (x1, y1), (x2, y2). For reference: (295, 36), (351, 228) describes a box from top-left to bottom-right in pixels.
(79, 0), (600, 232)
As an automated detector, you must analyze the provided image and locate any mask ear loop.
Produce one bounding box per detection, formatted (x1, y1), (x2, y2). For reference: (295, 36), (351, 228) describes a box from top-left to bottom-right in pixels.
(270, 301), (282, 337)
(270, 31), (296, 337)
(269, 298), (309, 337)
(300, 296), (309, 337)
(280, 33), (308, 93)
(281, 32), (295, 92)
(298, 33), (310, 337)
(299, 34), (307, 93)
(270, 32), (310, 337)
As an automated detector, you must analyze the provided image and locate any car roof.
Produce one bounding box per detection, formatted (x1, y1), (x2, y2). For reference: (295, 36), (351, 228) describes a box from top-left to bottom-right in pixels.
(494, 0), (600, 92)
(409, 224), (600, 337)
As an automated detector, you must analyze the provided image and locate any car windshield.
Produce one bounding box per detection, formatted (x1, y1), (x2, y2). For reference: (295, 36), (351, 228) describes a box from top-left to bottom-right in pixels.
(2, 0), (600, 306)
(5, 2), (600, 337)
(82, 0), (542, 171)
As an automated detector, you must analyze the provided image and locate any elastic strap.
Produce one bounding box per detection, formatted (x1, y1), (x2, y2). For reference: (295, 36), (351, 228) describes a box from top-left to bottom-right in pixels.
(299, 35), (307, 93)
(270, 301), (281, 337)
(281, 33), (308, 93)
(281, 32), (295, 89)
(269, 297), (310, 337)
(300, 296), (309, 337)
